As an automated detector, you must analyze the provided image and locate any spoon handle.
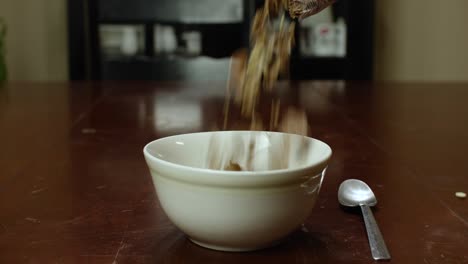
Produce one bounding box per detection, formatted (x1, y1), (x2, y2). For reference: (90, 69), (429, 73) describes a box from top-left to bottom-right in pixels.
(360, 204), (391, 260)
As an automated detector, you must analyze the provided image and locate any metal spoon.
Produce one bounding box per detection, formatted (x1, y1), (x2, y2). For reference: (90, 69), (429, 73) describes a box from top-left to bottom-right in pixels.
(338, 179), (391, 260)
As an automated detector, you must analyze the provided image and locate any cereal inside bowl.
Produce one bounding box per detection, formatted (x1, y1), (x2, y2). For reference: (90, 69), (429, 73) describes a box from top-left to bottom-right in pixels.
(143, 131), (331, 252)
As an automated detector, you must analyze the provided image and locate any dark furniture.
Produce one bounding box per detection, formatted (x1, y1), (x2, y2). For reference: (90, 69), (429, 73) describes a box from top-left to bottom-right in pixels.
(68, 0), (374, 81)
(1, 81), (468, 263)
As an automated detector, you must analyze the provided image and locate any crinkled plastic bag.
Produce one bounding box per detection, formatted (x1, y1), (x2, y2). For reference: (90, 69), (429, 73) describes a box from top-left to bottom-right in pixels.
(289, 0), (336, 20)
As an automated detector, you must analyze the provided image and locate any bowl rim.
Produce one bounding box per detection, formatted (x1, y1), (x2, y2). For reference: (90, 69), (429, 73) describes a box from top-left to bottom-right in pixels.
(143, 131), (332, 186)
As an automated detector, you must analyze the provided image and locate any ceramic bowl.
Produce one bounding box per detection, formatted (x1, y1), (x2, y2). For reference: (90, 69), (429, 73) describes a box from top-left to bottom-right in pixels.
(143, 131), (332, 252)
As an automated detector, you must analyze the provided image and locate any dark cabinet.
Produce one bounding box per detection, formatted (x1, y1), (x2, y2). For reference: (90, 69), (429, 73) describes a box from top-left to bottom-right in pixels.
(68, 0), (374, 81)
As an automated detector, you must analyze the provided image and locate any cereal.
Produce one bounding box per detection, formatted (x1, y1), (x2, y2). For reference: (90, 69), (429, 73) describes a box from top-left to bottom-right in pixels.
(219, 0), (333, 171)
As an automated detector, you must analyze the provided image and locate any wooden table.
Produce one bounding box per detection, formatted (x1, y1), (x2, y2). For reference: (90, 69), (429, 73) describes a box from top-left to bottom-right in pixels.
(1, 81), (467, 263)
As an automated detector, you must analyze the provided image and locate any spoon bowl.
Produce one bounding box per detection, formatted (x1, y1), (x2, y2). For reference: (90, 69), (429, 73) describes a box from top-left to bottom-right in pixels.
(338, 179), (377, 207)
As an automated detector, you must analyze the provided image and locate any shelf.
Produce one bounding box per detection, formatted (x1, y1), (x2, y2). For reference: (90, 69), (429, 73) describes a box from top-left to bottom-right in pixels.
(98, 20), (244, 27)
(97, 0), (244, 24)
(101, 56), (232, 81)
(291, 57), (348, 80)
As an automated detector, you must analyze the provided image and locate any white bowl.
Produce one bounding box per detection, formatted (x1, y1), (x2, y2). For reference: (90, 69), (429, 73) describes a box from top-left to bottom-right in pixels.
(143, 131), (332, 252)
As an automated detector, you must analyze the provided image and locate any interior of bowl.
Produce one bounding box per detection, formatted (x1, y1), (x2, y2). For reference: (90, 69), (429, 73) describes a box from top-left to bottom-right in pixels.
(144, 131), (331, 172)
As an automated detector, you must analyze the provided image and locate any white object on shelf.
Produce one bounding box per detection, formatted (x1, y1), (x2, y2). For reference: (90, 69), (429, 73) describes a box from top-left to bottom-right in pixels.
(300, 18), (347, 58)
(163, 26), (178, 54)
(154, 24), (178, 54)
(299, 14), (348, 58)
(182, 31), (202, 55)
(100, 25), (143, 57)
(121, 26), (139, 56)
(313, 23), (336, 57)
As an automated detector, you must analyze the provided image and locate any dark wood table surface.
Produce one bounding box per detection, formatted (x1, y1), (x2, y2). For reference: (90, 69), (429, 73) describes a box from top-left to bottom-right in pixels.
(1, 81), (467, 263)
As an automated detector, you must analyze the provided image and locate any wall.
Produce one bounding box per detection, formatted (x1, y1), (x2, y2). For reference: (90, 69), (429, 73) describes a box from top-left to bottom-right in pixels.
(375, 0), (468, 81)
(0, 0), (68, 81)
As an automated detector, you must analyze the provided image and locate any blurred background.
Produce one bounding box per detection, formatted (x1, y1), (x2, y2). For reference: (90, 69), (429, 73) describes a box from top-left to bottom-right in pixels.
(0, 0), (467, 82)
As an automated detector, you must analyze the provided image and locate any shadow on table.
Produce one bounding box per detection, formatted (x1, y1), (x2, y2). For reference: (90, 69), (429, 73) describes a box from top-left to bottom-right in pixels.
(151, 228), (331, 264)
